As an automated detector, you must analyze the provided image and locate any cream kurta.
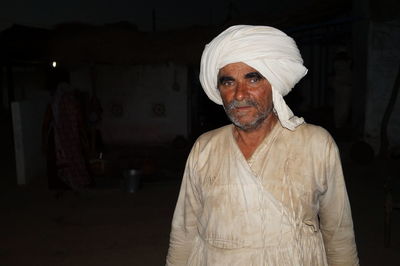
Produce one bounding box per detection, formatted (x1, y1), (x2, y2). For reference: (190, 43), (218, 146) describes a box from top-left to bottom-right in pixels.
(166, 122), (359, 266)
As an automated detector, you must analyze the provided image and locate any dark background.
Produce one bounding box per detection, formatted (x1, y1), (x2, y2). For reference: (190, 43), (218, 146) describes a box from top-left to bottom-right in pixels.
(1, 0), (400, 265)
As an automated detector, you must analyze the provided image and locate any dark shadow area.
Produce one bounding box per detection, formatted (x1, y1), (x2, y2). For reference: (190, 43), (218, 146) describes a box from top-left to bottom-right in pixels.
(1, 0), (400, 265)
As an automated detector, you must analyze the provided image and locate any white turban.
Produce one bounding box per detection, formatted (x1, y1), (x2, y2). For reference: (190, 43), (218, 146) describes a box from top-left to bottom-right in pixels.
(199, 25), (308, 130)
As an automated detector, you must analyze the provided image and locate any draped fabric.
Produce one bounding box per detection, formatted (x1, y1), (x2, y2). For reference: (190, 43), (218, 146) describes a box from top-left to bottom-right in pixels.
(50, 84), (90, 190)
(199, 25), (308, 130)
(166, 123), (359, 265)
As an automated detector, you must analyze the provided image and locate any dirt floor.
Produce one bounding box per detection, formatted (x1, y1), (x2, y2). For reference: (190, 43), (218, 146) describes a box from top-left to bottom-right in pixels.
(1, 142), (400, 266)
(0, 182), (179, 266)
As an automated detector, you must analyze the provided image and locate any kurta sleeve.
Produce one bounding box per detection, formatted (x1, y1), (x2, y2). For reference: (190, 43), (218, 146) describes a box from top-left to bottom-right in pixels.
(319, 137), (359, 266)
(166, 144), (202, 266)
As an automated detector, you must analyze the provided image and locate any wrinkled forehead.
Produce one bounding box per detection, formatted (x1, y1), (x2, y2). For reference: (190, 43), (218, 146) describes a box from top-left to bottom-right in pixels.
(218, 62), (260, 76)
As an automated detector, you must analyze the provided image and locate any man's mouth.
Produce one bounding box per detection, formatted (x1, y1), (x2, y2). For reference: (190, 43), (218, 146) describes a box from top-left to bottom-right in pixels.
(226, 99), (257, 111)
(235, 105), (252, 111)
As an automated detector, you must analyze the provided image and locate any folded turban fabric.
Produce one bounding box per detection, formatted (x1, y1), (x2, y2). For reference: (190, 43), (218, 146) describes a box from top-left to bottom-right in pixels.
(199, 25), (308, 130)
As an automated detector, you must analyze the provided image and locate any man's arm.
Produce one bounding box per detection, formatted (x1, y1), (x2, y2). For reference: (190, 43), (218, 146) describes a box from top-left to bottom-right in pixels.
(319, 138), (359, 266)
(166, 147), (202, 265)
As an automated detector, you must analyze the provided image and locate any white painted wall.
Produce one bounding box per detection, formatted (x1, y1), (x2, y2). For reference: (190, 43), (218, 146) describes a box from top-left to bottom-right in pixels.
(11, 96), (48, 185)
(8, 62), (189, 185)
(83, 63), (188, 146)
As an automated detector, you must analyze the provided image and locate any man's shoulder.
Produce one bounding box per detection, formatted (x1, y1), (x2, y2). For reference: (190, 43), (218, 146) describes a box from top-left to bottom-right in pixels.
(196, 124), (231, 143)
(288, 122), (334, 143)
(294, 122), (330, 135)
(190, 124), (232, 154)
(278, 123), (337, 158)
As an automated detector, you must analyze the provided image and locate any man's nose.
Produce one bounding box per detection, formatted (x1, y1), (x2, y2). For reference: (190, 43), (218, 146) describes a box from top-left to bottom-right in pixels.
(234, 82), (248, 101)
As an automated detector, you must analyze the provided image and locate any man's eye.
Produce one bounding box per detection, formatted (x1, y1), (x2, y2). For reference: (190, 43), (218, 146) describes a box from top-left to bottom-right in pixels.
(249, 77), (260, 83)
(222, 80), (234, 86)
(246, 72), (264, 84)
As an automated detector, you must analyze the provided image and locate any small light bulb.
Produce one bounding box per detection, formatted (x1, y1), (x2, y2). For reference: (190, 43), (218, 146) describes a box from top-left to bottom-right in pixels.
(52, 61), (57, 68)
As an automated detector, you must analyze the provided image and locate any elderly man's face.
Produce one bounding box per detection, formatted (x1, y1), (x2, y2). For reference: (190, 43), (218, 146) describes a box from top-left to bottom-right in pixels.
(218, 62), (273, 131)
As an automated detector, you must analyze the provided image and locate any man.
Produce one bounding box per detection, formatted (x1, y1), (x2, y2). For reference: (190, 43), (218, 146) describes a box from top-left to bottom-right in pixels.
(166, 25), (359, 265)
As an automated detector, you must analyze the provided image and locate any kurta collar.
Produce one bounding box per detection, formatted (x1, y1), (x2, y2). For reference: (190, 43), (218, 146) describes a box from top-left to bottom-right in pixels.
(229, 121), (284, 168)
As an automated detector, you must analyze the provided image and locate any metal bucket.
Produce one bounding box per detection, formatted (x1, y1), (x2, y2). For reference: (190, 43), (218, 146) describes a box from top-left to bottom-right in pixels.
(123, 169), (142, 193)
